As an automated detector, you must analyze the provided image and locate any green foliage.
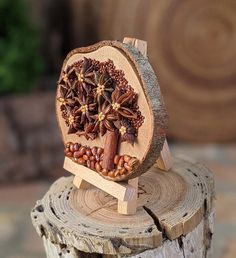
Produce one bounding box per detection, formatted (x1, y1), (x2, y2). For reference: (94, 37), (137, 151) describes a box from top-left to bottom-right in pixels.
(0, 0), (43, 95)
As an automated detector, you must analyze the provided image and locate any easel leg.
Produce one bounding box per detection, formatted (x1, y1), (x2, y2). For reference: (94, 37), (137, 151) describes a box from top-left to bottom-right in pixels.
(118, 177), (139, 215)
(156, 139), (173, 171)
(73, 175), (91, 189)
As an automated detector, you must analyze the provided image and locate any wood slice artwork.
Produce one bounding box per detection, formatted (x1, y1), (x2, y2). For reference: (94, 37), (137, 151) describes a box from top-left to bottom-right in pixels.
(95, 0), (236, 142)
(31, 156), (215, 257)
(56, 40), (167, 182)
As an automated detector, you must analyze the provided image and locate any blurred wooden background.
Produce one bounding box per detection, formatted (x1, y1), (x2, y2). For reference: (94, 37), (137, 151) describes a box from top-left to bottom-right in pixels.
(26, 0), (236, 143)
(1, 2), (236, 257)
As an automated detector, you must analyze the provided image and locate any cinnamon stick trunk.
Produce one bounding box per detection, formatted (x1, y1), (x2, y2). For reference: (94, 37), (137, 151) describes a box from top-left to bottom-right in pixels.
(102, 129), (119, 170)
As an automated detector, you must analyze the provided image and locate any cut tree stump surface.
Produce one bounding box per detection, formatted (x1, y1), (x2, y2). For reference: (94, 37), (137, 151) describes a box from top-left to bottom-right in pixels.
(31, 156), (215, 257)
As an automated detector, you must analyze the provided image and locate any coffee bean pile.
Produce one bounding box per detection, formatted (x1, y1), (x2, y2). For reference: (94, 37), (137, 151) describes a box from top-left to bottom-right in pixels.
(64, 142), (139, 179)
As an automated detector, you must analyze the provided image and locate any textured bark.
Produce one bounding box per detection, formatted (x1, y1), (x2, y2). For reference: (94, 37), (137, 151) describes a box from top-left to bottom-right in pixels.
(41, 214), (214, 258)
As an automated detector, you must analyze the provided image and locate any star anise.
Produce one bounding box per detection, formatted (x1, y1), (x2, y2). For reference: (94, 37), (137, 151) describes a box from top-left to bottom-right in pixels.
(91, 101), (117, 136)
(57, 84), (76, 107)
(76, 122), (97, 140)
(111, 88), (137, 119)
(74, 95), (97, 124)
(58, 67), (77, 99)
(117, 119), (136, 145)
(93, 71), (113, 103)
(61, 105), (81, 134)
(72, 57), (95, 95)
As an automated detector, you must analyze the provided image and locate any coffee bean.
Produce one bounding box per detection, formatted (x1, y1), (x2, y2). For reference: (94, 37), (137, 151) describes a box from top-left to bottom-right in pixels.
(65, 142), (72, 148)
(118, 156), (124, 167)
(95, 162), (102, 172)
(66, 152), (73, 157)
(86, 149), (92, 157)
(77, 158), (85, 165)
(101, 169), (108, 176)
(114, 155), (120, 165)
(124, 163), (132, 171)
(90, 156), (95, 161)
(119, 168), (126, 175)
(87, 160), (91, 168)
(124, 155), (131, 163)
(90, 161), (95, 170)
(97, 147), (103, 156)
(114, 170), (120, 177)
(108, 171), (115, 178)
(69, 143), (74, 152)
(91, 147), (97, 156)
(73, 151), (81, 158)
(73, 143), (80, 151)
(95, 154), (100, 161)
(83, 155), (89, 161)
(78, 146), (86, 156)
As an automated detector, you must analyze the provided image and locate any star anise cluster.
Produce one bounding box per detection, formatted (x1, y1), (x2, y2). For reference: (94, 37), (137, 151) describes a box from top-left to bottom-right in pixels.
(57, 57), (143, 144)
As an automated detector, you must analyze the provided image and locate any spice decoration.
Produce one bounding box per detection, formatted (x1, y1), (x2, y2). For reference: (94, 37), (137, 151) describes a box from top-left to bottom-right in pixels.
(57, 57), (144, 144)
(64, 142), (139, 179)
(57, 57), (144, 179)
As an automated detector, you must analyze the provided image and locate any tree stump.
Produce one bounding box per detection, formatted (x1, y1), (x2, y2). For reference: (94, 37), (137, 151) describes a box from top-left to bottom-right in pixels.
(31, 156), (215, 257)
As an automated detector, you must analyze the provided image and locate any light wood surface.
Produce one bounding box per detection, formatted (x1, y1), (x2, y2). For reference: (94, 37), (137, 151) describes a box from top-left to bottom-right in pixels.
(31, 156), (215, 257)
(73, 175), (91, 189)
(64, 157), (137, 203)
(156, 139), (173, 171)
(117, 177), (139, 215)
(123, 37), (147, 56)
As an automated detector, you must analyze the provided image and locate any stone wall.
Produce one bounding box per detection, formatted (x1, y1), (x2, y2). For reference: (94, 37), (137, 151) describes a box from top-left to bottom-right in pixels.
(0, 92), (66, 183)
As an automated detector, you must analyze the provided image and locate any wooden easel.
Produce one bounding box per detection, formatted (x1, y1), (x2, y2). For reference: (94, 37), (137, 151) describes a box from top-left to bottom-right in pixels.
(64, 37), (172, 215)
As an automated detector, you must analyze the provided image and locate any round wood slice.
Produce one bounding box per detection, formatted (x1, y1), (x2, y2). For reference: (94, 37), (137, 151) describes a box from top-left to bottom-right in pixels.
(31, 156), (214, 257)
(96, 0), (236, 142)
(56, 40), (167, 181)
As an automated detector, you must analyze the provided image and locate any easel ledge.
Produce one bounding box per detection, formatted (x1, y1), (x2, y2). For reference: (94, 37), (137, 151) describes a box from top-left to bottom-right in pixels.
(64, 157), (139, 214)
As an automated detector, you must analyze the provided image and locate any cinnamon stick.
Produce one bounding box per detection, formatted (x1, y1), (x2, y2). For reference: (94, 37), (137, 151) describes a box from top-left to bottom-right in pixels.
(102, 129), (119, 170)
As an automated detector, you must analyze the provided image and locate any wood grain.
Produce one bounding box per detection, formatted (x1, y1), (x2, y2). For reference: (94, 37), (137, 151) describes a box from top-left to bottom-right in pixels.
(64, 156), (138, 202)
(31, 156), (215, 256)
(156, 139), (173, 171)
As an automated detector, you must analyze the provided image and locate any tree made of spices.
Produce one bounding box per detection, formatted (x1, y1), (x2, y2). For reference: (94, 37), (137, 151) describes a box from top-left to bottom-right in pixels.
(57, 57), (144, 176)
